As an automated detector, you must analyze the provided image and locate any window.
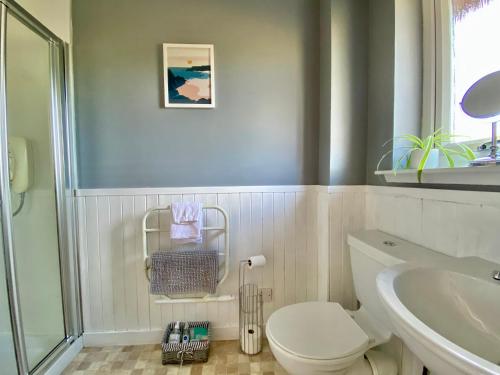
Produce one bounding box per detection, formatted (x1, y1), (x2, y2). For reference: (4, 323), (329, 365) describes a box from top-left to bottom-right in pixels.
(424, 0), (500, 145)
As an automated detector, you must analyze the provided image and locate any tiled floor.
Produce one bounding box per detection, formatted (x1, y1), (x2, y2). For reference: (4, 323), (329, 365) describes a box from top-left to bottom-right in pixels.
(63, 340), (286, 374)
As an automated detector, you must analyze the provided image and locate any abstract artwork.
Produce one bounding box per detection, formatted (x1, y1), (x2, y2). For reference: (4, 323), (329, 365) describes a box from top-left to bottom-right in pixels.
(163, 44), (215, 108)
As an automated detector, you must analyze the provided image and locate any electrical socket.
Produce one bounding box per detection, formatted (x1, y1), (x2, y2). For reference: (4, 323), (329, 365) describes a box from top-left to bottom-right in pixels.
(260, 288), (272, 303)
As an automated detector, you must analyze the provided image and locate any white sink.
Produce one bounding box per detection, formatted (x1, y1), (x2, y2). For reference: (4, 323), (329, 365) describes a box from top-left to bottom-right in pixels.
(377, 264), (500, 375)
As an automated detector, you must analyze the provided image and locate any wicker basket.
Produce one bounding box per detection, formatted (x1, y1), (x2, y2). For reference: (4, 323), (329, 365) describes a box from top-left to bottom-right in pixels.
(161, 321), (210, 365)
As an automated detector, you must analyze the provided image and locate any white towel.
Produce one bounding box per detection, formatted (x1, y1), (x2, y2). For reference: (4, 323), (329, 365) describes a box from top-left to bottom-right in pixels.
(170, 202), (203, 244)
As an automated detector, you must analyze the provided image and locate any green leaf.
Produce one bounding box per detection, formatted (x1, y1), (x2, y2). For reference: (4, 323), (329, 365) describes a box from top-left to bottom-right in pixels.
(381, 138), (394, 148)
(417, 136), (434, 183)
(401, 134), (424, 149)
(395, 148), (418, 170)
(431, 128), (443, 137)
(457, 144), (476, 160)
(405, 153), (412, 169)
(376, 149), (394, 171)
(436, 144), (454, 168)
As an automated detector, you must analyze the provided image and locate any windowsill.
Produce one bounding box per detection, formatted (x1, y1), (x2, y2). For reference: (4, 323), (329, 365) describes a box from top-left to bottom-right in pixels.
(374, 164), (500, 185)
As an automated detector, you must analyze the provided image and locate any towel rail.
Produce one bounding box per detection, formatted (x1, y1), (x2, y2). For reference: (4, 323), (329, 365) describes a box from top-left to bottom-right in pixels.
(142, 204), (233, 303)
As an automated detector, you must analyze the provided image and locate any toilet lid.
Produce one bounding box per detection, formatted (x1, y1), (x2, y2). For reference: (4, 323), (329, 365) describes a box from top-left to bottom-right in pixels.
(266, 302), (369, 360)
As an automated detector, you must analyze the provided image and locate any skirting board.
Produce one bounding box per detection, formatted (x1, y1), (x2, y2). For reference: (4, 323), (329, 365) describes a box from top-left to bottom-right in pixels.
(45, 337), (83, 375)
(83, 326), (239, 347)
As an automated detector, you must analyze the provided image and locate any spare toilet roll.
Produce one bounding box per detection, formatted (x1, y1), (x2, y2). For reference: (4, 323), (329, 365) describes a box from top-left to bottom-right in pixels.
(247, 255), (266, 269)
(240, 323), (262, 355)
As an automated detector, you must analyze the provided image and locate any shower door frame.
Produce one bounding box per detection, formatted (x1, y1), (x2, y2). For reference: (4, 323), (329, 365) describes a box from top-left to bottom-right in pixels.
(0, 1), (81, 374)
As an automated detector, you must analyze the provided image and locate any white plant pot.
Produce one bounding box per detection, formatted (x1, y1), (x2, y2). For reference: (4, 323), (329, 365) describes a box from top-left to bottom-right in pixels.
(409, 149), (440, 169)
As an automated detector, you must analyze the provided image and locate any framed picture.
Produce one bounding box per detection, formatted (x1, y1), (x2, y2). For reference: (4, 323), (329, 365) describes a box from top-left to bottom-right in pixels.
(163, 43), (215, 108)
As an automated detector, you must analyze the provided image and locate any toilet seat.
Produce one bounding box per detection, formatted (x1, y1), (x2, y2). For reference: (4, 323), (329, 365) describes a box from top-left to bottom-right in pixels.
(266, 302), (369, 361)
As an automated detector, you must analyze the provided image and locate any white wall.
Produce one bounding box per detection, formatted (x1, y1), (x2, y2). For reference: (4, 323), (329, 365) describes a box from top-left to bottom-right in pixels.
(328, 185), (500, 308)
(76, 186), (323, 345)
(328, 187), (365, 309)
(76, 183), (500, 352)
(16, 0), (71, 42)
(364, 186), (500, 262)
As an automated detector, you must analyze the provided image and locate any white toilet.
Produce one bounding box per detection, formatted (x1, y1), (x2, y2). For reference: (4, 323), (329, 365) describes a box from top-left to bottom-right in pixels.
(266, 234), (400, 375)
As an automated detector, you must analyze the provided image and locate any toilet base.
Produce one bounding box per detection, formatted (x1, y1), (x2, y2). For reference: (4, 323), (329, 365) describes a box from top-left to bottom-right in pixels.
(347, 351), (398, 375)
(345, 357), (373, 375)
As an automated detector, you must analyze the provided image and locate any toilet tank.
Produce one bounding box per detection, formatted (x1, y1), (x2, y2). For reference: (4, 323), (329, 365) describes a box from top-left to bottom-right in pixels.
(348, 230), (407, 333)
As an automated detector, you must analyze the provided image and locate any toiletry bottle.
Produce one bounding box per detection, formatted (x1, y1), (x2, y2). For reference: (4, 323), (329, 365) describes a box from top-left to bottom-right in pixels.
(182, 323), (190, 344)
(168, 321), (181, 344)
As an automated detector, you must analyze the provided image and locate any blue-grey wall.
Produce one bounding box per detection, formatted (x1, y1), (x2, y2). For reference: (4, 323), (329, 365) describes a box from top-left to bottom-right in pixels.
(329, 0), (368, 185)
(318, 0), (333, 186)
(318, 0), (368, 186)
(73, 0), (319, 188)
(365, 0), (395, 185)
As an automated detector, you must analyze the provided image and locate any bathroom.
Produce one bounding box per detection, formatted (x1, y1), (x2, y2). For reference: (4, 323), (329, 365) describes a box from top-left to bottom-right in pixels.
(1, 0), (500, 374)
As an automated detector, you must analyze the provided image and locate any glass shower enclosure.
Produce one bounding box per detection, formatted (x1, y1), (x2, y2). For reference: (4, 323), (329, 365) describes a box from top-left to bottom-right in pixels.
(0, 1), (80, 374)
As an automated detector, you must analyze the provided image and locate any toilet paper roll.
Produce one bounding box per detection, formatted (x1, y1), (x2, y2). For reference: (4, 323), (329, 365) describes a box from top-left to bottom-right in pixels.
(247, 255), (266, 269)
(240, 324), (262, 355)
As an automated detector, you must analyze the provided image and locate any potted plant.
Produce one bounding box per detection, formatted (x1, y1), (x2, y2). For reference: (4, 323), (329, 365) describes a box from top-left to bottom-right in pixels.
(377, 129), (475, 183)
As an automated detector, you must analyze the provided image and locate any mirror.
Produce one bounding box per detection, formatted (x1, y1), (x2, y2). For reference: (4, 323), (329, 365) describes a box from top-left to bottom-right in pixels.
(460, 70), (500, 165)
(461, 70), (500, 120)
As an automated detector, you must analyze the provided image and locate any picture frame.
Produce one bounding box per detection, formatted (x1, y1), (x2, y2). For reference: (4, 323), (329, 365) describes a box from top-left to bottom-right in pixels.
(163, 43), (215, 108)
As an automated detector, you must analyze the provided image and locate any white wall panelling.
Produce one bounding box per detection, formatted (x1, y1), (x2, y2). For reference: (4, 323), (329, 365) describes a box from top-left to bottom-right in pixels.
(327, 187), (366, 309)
(77, 184), (500, 347)
(315, 189), (330, 301)
(76, 186), (322, 345)
(327, 185), (500, 309)
(364, 186), (500, 263)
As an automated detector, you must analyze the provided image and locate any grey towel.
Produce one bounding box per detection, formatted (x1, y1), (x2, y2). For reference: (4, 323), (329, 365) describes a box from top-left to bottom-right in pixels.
(150, 250), (219, 295)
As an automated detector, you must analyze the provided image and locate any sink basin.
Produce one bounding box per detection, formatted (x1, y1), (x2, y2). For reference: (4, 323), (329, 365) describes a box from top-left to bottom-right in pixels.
(377, 264), (500, 375)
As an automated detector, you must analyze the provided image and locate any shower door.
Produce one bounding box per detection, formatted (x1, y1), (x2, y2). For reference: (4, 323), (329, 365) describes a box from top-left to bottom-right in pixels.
(0, 223), (17, 374)
(5, 12), (66, 371)
(0, 1), (81, 374)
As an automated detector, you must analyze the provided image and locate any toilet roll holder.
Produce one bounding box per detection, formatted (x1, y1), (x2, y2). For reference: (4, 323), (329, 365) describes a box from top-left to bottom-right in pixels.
(239, 255), (265, 355)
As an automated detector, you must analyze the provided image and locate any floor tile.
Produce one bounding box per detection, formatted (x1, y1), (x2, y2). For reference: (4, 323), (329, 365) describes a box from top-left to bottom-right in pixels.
(64, 340), (280, 375)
